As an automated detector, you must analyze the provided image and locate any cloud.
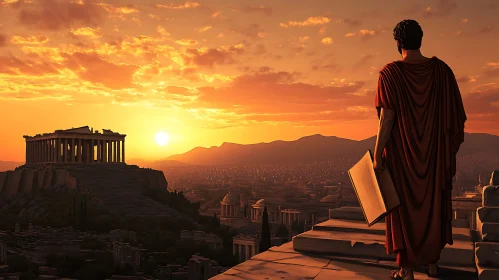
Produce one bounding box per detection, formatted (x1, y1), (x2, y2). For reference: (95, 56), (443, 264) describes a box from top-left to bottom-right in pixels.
(233, 24), (265, 39)
(462, 83), (499, 121)
(17, 0), (105, 30)
(456, 75), (478, 83)
(61, 52), (139, 89)
(461, 18), (469, 23)
(280, 16), (330, 27)
(97, 3), (138, 15)
(423, 0), (457, 17)
(0, 33), (6, 47)
(193, 69), (368, 119)
(156, 2), (200, 9)
(0, 55), (61, 76)
(321, 37), (333, 45)
(337, 18), (362, 27)
(195, 26), (212, 33)
(10, 35), (49, 44)
(483, 62), (499, 77)
(176, 39), (199, 46)
(240, 5), (272, 16)
(353, 53), (379, 69)
(70, 27), (102, 38)
(181, 45), (245, 68)
(343, 29), (377, 39)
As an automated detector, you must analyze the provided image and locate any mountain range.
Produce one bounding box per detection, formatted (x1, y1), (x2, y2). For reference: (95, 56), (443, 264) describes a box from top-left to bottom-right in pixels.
(158, 132), (499, 166)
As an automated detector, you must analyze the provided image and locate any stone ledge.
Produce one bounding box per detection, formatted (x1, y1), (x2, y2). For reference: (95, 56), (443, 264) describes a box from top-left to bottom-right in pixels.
(476, 214), (499, 242)
(211, 242), (477, 280)
(477, 206), (499, 223)
(483, 185), (499, 207)
(293, 219), (475, 267)
(476, 255), (499, 280)
(475, 242), (499, 267)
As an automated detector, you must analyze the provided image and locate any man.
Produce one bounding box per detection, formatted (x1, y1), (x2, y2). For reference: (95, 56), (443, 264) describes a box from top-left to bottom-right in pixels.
(373, 20), (467, 280)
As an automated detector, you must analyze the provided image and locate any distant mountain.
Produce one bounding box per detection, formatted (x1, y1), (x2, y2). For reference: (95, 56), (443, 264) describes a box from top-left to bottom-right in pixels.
(0, 161), (23, 171)
(161, 133), (499, 166)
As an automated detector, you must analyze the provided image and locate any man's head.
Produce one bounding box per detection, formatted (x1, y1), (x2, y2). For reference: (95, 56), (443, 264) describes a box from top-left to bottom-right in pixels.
(393, 20), (423, 54)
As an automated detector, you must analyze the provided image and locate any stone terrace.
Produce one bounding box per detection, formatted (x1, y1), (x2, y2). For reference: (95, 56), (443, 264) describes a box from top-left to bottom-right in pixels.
(213, 171), (499, 279)
(211, 242), (476, 280)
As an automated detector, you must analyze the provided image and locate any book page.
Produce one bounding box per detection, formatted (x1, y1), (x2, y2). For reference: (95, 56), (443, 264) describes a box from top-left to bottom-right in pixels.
(348, 151), (386, 224)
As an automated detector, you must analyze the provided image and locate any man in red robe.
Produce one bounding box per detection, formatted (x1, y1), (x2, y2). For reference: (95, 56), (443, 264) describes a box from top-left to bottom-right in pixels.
(372, 20), (467, 279)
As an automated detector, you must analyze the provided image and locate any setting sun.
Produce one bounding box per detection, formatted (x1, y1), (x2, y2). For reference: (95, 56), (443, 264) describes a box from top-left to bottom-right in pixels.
(155, 132), (170, 146)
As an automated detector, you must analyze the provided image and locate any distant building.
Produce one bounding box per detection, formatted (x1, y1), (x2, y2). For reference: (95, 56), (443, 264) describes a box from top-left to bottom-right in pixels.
(219, 193), (250, 228)
(23, 126), (126, 164)
(180, 230), (223, 251)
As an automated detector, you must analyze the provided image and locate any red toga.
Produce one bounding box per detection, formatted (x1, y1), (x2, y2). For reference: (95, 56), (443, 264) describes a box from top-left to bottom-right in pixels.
(375, 57), (467, 267)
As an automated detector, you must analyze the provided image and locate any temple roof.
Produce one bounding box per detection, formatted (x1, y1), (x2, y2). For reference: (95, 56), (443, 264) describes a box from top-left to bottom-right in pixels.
(23, 126), (126, 139)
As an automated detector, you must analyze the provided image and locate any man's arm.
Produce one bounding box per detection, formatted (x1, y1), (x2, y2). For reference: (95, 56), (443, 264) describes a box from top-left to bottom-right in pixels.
(374, 108), (395, 170)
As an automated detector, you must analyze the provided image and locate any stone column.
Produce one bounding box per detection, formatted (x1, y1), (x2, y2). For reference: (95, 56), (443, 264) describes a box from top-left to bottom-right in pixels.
(62, 138), (67, 163)
(70, 138), (75, 163)
(55, 139), (59, 163)
(48, 140), (51, 162)
(238, 244), (243, 263)
(86, 140), (91, 163)
(233, 243), (237, 256)
(122, 140), (125, 163)
(91, 139), (95, 163)
(114, 140), (118, 163)
(76, 139), (80, 163)
(252, 244), (256, 256)
(245, 245), (250, 261)
(108, 140), (112, 163)
(35, 140), (39, 163)
(44, 140), (47, 162)
(101, 140), (105, 162)
(34, 141), (37, 163)
(97, 139), (101, 162)
(40, 140), (44, 163)
(117, 141), (121, 162)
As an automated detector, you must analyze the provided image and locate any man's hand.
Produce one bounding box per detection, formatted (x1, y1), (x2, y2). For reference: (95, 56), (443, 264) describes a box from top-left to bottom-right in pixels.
(373, 154), (385, 172)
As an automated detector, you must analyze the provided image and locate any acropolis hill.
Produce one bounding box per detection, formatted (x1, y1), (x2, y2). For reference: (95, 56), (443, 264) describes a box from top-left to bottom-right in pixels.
(0, 126), (183, 218)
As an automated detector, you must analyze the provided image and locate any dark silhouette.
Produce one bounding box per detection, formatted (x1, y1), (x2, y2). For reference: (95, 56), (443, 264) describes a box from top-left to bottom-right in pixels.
(373, 19), (466, 280)
(258, 206), (271, 253)
(212, 212), (220, 228)
(275, 223), (289, 243)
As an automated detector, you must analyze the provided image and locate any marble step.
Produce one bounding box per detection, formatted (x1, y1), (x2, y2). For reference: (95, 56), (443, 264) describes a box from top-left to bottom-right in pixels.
(476, 255), (499, 280)
(293, 219), (475, 266)
(476, 211), (499, 241)
(475, 242), (499, 267)
(477, 206), (499, 223)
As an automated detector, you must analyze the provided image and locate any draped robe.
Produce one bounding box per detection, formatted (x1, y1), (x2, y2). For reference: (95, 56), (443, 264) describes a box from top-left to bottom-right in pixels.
(375, 57), (467, 267)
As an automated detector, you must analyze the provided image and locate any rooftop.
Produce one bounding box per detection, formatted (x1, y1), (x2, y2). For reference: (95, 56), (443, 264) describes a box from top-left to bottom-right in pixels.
(23, 126), (126, 139)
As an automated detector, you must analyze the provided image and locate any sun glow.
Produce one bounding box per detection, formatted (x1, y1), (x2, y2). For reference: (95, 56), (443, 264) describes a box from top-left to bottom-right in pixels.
(155, 131), (170, 146)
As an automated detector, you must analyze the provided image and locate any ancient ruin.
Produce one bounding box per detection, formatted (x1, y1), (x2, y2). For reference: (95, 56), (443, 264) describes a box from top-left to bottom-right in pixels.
(23, 126), (125, 164)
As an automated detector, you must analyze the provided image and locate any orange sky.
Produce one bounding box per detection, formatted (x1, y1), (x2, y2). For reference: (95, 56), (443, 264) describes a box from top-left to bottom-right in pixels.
(0, 0), (498, 161)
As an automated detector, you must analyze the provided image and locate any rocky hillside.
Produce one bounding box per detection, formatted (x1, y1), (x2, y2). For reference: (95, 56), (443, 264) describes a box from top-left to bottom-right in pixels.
(1, 164), (192, 221)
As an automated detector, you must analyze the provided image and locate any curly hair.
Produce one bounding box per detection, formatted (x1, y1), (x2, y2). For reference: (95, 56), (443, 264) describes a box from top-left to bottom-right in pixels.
(393, 20), (423, 50)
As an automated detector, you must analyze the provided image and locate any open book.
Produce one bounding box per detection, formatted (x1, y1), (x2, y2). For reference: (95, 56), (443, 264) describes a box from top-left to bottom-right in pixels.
(347, 150), (400, 227)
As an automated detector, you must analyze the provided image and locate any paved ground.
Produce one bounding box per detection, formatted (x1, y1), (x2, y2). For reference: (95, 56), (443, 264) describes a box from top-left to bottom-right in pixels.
(211, 242), (477, 280)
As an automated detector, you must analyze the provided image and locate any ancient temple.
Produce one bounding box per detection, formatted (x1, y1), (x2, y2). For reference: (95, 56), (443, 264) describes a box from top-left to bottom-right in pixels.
(23, 126), (126, 164)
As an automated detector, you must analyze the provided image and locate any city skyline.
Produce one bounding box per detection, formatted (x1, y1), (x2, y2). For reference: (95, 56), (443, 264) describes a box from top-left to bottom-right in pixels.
(1, 0), (499, 161)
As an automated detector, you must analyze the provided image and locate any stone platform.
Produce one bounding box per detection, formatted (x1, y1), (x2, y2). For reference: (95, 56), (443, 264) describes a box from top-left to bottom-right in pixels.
(292, 219), (475, 267)
(211, 242), (477, 280)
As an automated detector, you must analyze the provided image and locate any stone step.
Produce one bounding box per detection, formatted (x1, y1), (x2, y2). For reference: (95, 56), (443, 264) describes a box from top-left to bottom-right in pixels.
(476, 255), (499, 280)
(483, 185), (499, 207)
(477, 207), (499, 223)
(476, 211), (499, 241)
(475, 242), (499, 267)
(293, 219), (475, 267)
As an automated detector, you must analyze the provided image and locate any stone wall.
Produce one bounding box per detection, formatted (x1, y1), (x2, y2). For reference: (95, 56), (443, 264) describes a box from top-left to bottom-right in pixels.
(0, 169), (77, 201)
(475, 170), (499, 280)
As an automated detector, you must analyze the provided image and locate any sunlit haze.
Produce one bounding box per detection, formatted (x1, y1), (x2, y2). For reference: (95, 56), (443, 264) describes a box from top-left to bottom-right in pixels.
(1, 0), (498, 161)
